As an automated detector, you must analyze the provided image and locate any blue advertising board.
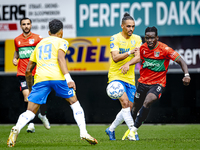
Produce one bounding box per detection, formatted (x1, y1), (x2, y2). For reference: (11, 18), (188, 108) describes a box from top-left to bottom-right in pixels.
(76, 0), (200, 37)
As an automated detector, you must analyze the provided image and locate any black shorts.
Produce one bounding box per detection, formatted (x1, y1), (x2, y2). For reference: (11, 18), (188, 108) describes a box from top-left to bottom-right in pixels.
(134, 82), (164, 103)
(18, 76), (34, 91)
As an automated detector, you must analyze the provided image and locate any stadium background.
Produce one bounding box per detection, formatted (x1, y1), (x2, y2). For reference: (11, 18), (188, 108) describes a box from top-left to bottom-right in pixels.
(0, 0), (199, 124)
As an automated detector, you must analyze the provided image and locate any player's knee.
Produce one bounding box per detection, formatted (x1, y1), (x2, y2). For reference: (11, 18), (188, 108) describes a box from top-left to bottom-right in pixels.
(66, 95), (78, 105)
(24, 97), (28, 102)
(143, 100), (151, 108)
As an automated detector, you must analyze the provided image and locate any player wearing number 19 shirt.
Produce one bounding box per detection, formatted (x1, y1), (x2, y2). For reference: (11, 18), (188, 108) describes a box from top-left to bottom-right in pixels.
(7, 19), (98, 147)
(120, 26), (191, 140)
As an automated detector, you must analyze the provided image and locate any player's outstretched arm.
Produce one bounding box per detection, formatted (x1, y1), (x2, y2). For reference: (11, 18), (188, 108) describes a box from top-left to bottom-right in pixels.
(25, 60), (36, 91)
(176, 57), (191, 86)
(58, 49), (76, 90)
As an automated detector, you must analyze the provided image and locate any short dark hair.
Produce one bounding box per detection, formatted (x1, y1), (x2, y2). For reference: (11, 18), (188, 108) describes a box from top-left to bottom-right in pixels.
(122, 12), (134, 24)
(20, 18), (32, 25)
(49, 19), (63, 34)
(145, 26), (158, 36)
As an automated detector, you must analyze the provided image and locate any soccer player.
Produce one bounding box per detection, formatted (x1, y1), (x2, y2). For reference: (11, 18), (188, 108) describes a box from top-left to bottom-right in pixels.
(13, 18), (50, 132)
(121, 26), (191, 140)
(7, 19), (98, 147)
(105, 13), (142, 141)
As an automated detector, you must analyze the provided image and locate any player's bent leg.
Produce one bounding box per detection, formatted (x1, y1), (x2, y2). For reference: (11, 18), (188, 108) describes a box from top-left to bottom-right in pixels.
(110, 109), (124, 130)
(39, 104), (50, 130)
(7, 109), (36, 147)
(22, 89), (29, 102)
(66, 96), (98, 145)
(119, 95), (134, 131)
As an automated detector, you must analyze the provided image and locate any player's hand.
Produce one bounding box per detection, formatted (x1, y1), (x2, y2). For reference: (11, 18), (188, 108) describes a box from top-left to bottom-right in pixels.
(13, 58), (18, 66)
(68, 81), (76, 90)
(119, 63), (130, 75)
(182, 76), (191, 86)
(130, 47), (140, 54)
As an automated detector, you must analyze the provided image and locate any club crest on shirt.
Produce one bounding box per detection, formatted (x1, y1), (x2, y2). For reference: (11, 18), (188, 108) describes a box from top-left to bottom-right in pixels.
(135, 92), (140, 98)
(29, 39), (34, 44)
(18, 41), (21, 45)
(154, 51), (160, 57)
(21, 81), (26, 87)
(131, 40), (136, 47)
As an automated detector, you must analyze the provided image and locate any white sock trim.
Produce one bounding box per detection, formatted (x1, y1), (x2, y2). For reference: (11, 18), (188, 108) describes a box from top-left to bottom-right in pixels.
(122, 107), (130, 112)
(70, 101), (80, 109)
(131, 126), (138, 132)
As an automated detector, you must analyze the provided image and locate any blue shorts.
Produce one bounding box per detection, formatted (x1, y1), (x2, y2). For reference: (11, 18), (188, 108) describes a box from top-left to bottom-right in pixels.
(110, 80), (136, 103)
(28, 80), (75, 104)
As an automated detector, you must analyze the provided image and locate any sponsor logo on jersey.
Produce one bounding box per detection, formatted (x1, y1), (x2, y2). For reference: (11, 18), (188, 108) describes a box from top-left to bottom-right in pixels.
(119, 48), (130, 54)
(119, 41), (126, 46)
(143, 58), (166, 72)
(29, 39), (34, 44)
(64, 44), (68, 50)
(110, 37), (114, 41)
(154, 51), (160, 57)
(110, 43), (114, 48)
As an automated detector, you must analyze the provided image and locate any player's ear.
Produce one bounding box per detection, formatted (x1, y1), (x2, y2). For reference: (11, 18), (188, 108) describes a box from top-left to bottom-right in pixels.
(157, 36), (159, 41)
(48, 31), (51, 36)
(121, 24), (124, 29)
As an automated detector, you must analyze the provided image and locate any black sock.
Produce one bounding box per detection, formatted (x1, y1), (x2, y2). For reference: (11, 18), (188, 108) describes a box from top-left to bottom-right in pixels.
(24, 102), (28, 111)
(134, 106), (150, 128)
(40, 104), (47, 116)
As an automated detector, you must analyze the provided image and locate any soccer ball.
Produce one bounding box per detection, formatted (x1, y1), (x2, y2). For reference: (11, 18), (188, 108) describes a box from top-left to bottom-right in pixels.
(106, 81), (125, 99)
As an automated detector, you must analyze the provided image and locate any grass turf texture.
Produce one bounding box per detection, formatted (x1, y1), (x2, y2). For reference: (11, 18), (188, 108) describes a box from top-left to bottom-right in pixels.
(0, 124), (200, 150)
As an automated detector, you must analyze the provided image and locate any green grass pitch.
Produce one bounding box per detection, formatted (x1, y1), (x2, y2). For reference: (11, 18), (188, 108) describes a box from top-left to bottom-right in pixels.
(0, 124), (200, 150)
